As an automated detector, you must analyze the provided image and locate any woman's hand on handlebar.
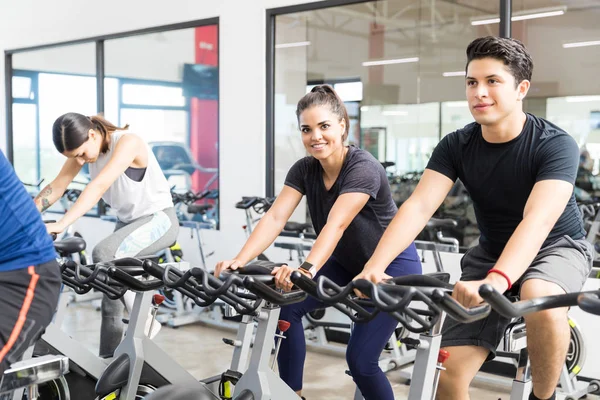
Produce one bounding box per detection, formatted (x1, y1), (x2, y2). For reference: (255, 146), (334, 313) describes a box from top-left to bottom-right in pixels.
(272, 265), (304, 292)
(213, 259), (244, 277)
(352, 269), (391, 298)
(45, 221), (65, 235)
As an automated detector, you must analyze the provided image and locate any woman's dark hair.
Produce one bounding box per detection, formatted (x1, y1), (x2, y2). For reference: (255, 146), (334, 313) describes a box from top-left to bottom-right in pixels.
(296, 85), (350, 141)
(52, 113), (129, 154)
(466, 36), (533, 87)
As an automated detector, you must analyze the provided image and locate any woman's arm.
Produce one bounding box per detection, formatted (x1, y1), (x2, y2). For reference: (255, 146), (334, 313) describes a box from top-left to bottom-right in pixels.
(303, 192), (369, 272)
(48, 135), (141, 233)
(272, 192), (370, 291)
(214, 186), (303, 275)
(34, 158), (83, 212)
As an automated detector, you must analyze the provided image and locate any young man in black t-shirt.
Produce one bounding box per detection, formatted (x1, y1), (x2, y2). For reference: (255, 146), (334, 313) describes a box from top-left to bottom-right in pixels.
(359, 37), (592, 400)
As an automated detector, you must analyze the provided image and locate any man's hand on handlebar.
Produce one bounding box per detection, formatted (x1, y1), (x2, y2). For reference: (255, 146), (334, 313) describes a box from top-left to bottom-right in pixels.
(45, 221), (65, 235)
(272, 265), (308, 292)
(453, 274), (509, 308)
(352, 269), (391, 299)
(213, 259), (244, 277)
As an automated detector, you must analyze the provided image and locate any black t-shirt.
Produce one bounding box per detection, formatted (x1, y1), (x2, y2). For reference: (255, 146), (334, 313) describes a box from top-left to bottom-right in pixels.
(285, 146), (409, 275)
(427, 113), (585, 257)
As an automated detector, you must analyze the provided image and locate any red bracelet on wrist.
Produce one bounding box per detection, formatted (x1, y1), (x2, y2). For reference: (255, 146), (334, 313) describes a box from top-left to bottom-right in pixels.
(487, 269), (512, 290)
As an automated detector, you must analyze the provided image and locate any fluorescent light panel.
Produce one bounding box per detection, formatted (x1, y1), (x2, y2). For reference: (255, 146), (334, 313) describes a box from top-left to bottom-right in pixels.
(471, 7), (565, 26)
(563, 40), (600, 48)
(362, 57), (419, 67)
(443, 71), (466, 77)
(275, 41), (310, 49)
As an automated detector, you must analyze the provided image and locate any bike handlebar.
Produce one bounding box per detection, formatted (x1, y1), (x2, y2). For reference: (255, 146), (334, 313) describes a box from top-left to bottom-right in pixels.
(478, 284), (582, 318)
(141, 259), (262, 315)
(290, 271), (378, 323)
(578, 292), (600, 316)
(430, 288), (491, 323)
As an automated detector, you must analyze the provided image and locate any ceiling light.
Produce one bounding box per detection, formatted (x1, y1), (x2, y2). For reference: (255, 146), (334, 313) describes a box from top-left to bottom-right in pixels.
(275, 41), (310, 49)
(362, 57), (419, 67)
(563, 40), (600, 49)
(471, 6), (565, 26)
(442, 71), (466, 77)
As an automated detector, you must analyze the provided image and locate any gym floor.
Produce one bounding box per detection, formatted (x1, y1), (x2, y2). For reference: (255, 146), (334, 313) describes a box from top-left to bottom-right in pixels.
(63, 300), (596, 400)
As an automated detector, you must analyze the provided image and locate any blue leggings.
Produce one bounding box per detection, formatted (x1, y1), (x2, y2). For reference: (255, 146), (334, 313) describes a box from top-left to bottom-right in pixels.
(278, 250), (422, 400)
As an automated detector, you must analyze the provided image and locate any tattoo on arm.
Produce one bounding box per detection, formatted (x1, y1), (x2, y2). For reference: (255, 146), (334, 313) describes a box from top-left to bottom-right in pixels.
(41, 198), (50, 212)
(34, 185), (53, 212)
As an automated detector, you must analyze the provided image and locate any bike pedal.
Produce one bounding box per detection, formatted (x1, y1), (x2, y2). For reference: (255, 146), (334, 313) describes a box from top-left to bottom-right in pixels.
(399, 337), (420, 350)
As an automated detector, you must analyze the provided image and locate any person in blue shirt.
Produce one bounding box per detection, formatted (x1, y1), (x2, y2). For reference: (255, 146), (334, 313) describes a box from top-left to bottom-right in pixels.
(0, 150), (61, 374)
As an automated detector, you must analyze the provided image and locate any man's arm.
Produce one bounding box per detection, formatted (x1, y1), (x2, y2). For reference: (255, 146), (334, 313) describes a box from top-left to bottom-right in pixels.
(363, 169), (455, 274)
(454, 179), (574, 306)
(490, 180), (573, 284)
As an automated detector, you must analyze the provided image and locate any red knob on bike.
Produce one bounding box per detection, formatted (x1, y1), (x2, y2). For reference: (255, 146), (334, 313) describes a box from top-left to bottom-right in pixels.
(438, 349), (450, 364)
(152, 294), (166, 306)
(278, 320), (291, 332)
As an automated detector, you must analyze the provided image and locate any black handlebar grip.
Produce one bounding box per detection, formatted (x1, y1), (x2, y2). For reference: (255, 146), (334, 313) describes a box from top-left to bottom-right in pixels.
(578, 292), (600, 316)
(432, 288), (491, 323)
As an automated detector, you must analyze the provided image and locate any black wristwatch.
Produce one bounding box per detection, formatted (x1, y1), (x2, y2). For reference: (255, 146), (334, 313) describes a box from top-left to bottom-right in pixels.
(299, 261), (316, 278)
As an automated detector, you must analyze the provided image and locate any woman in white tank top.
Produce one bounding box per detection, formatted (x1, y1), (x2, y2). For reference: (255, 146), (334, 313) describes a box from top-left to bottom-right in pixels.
(40, 112), (179, 357)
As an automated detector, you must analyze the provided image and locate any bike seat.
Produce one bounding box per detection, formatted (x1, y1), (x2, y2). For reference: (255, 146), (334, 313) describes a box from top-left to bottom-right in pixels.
(426, 218), (457, 230)
(284, 221), (312, 234)
(1, 355), (69, 393)
(95, 353), (129, 397)
(144, 384), (217, 400)
(188, 204), (212, 215)
(54, 237), (86, 255)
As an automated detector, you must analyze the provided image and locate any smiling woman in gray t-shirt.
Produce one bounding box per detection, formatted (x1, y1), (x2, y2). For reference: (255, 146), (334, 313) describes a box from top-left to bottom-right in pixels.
(214, 85), (421, 400)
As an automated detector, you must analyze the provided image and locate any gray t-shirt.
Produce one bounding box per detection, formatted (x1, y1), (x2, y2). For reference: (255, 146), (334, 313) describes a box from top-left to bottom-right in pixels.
(284, 146), (405, 275)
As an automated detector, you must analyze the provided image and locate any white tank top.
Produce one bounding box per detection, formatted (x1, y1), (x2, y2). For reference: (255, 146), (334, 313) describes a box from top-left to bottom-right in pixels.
(89, 131), (173, 223)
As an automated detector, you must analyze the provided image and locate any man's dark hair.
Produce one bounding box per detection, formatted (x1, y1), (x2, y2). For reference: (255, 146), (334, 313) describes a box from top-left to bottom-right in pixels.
(466, 36), (533, 86)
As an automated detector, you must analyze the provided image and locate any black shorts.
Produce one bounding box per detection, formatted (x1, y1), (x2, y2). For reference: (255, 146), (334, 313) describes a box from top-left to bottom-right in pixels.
(440, 236), (593, 361)
(0, 260), (61, 374)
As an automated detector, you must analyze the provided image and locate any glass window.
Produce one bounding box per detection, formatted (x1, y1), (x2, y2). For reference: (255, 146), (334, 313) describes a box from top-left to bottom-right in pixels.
(273, 0), (499, 224)
(122, 84), (186, 107)
(512, 1), (600, 183)
(105, 25), (220, 227)
(38, 73), (97, 183)
(12, 76), (34, 99)
(11, 43), (97, 188)
(120, 109), (188, 143)
(12, 103), (38, 184)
